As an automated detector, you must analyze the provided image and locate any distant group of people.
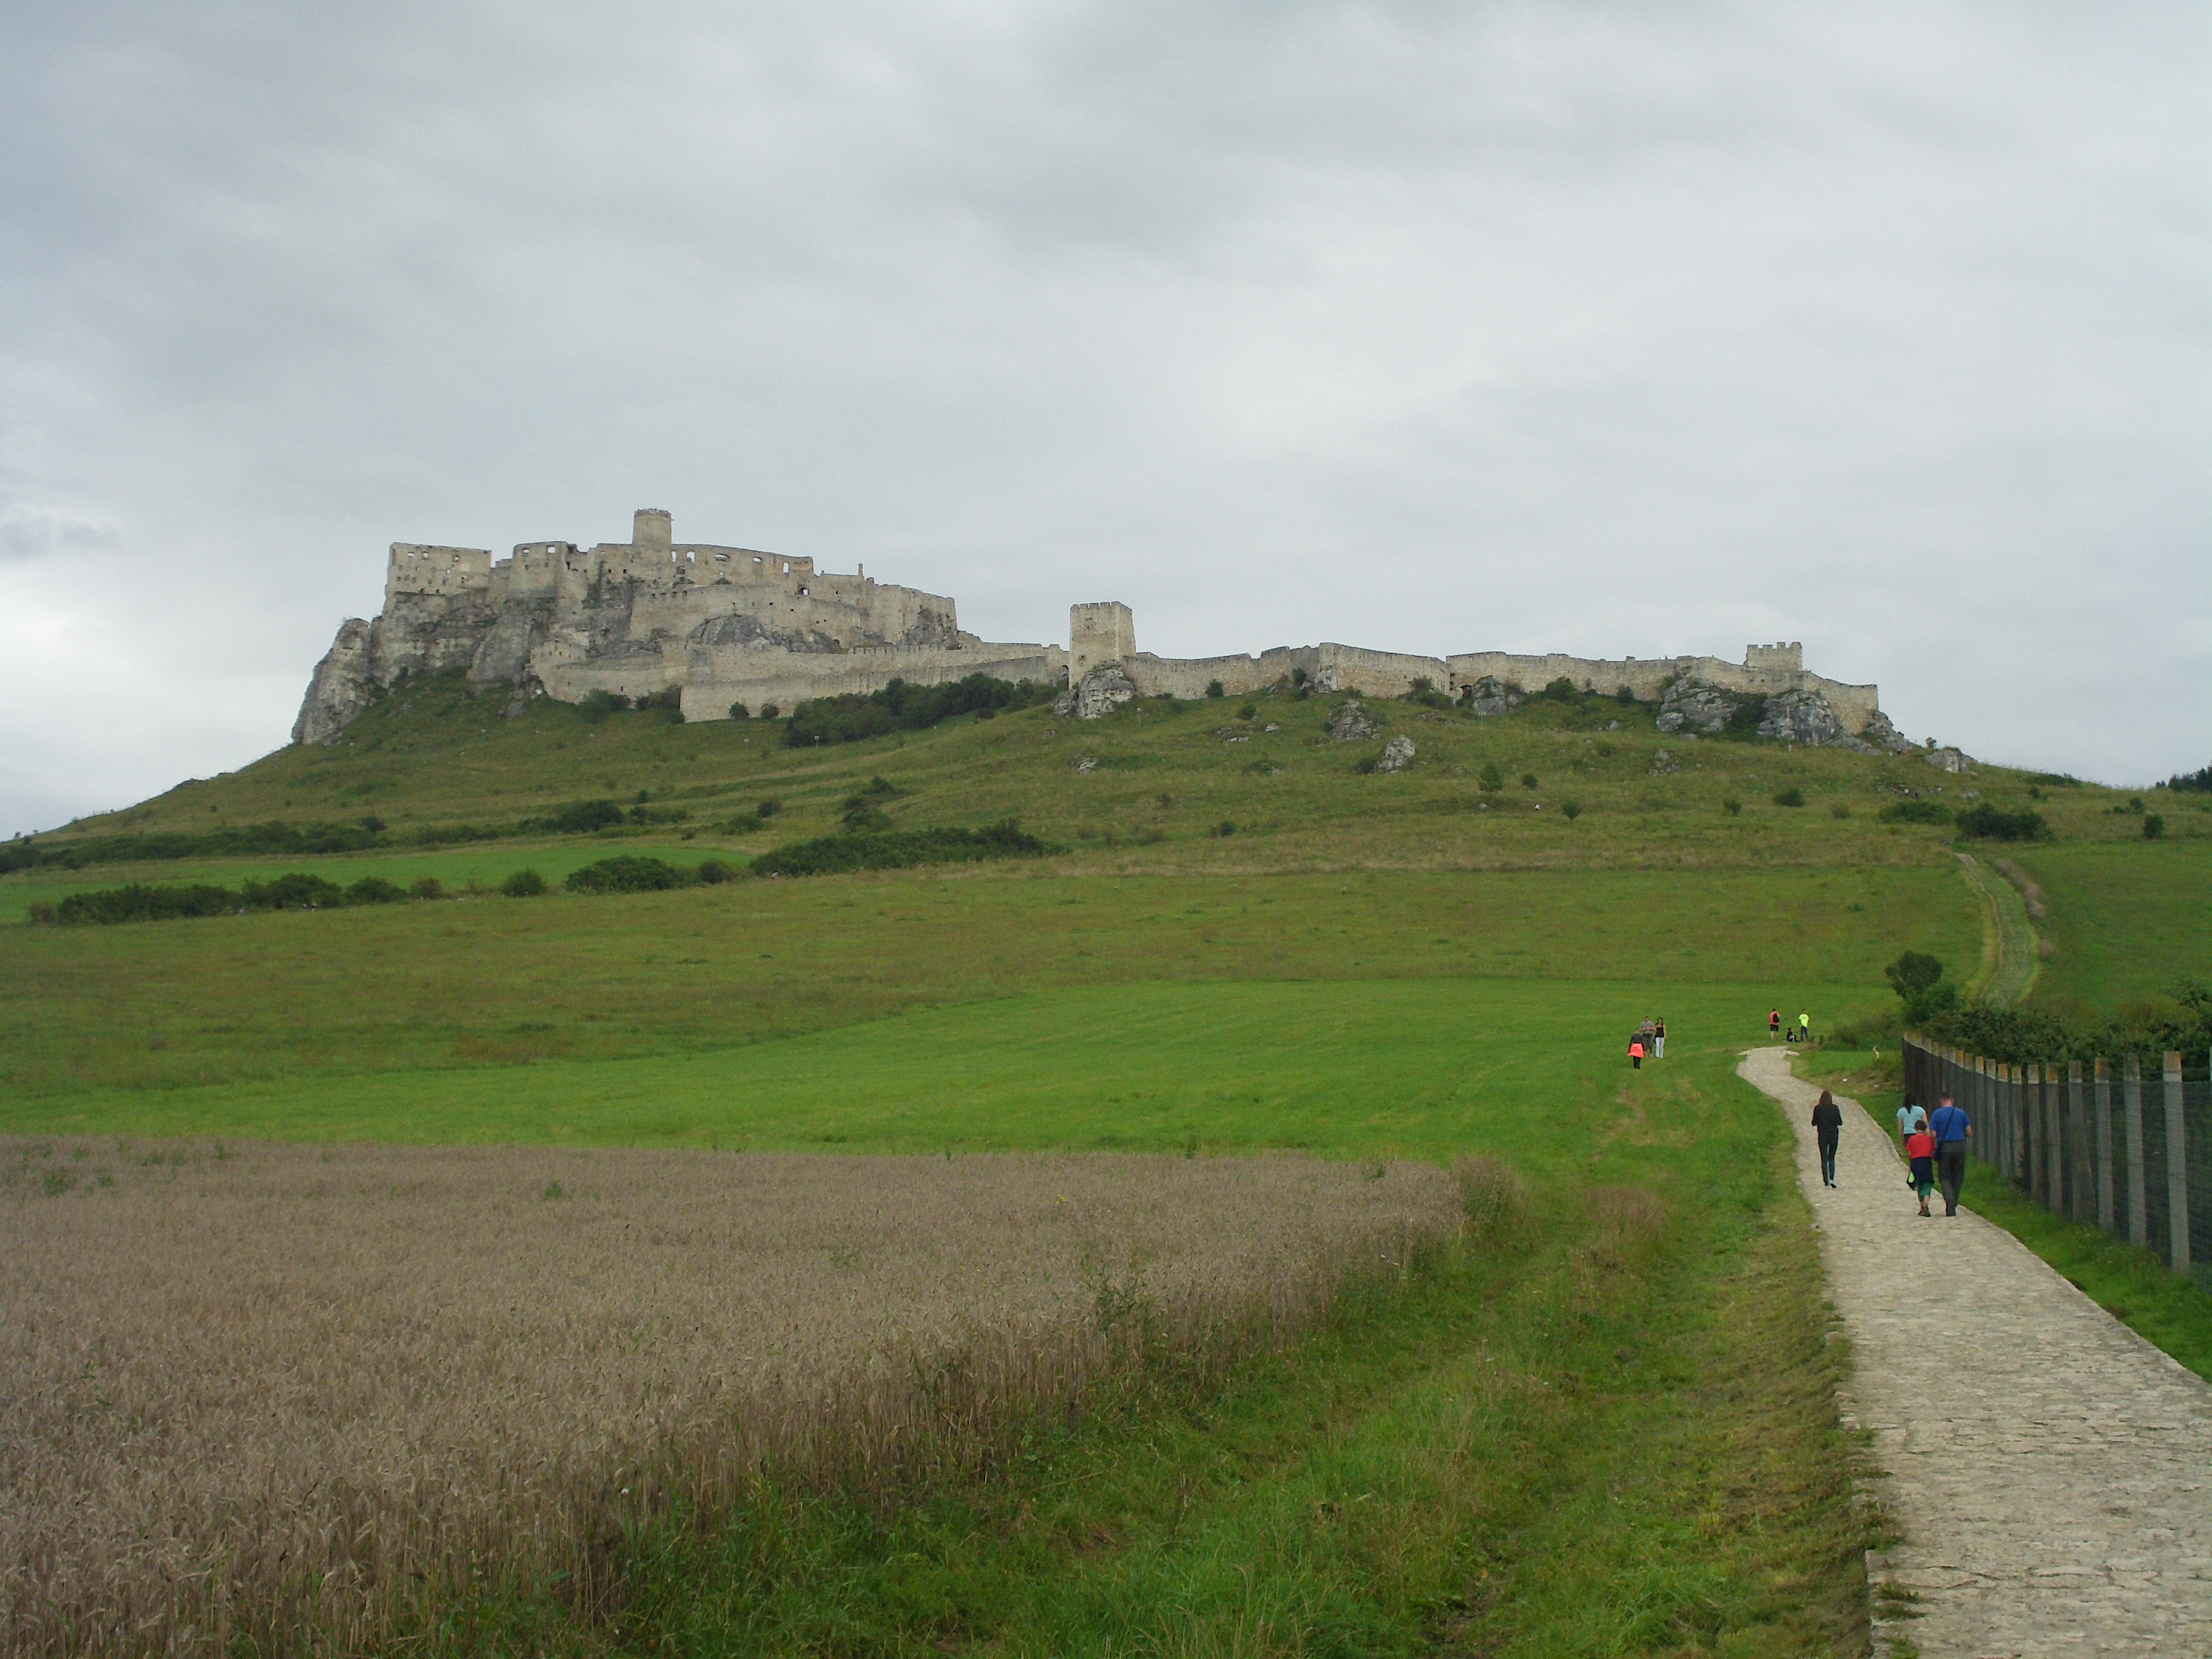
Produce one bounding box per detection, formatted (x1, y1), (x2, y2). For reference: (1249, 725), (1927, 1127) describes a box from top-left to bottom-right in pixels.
(1627, 1016), (1666, 1069)
(1770, 1007), (1812, 1044)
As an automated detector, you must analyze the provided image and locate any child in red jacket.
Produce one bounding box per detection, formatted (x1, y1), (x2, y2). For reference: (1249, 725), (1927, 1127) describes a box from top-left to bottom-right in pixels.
(1905, 1128), (1937, 1217)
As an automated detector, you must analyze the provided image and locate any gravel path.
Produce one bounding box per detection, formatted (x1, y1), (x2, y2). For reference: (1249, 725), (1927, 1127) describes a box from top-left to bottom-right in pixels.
(1739, 1045), (2212, 1656)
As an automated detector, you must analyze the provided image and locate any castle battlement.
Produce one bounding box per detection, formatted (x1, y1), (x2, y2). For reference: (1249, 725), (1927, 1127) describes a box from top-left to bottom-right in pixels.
(297, 509), (1890, 751)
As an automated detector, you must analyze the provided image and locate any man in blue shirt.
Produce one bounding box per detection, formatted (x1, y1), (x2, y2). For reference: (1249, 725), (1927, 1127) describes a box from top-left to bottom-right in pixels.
(1929, 1093), (1972, 1216)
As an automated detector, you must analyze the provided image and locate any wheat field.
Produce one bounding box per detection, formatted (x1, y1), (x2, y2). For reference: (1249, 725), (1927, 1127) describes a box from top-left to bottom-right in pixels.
(0, 1139), (1457, 1656)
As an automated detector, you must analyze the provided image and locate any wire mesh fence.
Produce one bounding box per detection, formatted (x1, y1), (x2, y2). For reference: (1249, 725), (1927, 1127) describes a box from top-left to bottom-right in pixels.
(1903, 1034), (2210, 1283)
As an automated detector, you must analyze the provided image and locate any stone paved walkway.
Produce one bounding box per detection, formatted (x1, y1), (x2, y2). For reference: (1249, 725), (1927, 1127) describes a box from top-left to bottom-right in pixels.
(1739, 1046), (2212, 1657)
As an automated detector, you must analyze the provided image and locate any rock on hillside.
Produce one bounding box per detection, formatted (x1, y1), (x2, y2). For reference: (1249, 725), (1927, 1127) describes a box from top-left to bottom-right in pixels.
(1656, 677), (1911, 755)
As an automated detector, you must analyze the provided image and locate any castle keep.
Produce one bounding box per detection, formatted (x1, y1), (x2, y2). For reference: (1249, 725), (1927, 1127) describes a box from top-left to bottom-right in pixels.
(294, 508), (1901, 751)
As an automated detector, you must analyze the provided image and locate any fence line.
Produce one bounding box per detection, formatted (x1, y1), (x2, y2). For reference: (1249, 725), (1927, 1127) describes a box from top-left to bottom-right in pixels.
(1901, 1034), (2209, 1280)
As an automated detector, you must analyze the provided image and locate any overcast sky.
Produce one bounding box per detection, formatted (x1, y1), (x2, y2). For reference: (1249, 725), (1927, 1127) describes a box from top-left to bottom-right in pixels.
(3, 2), (2205, 835)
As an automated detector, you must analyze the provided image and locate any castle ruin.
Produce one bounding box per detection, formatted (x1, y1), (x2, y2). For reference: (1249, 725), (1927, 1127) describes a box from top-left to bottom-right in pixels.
(294, 508), (1903, 752)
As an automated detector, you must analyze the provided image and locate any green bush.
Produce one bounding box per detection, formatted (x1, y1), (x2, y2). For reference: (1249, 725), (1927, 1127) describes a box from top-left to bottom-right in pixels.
(782, 674), (1052, 748)
(1214, 820), (1238, 837)
(54, 883), (239, 925)
(344, 876), (407, 906)
(1561, 799), (1583, 822)
(526, 799), (625, 834)
(1721, 694), (1770, 740)
(499, 868), (548, 897)
(693, 859), (740, 885)
(1615, 685), (1637, 706)
(1478, 762), (1504, 791)
(1521, 773), (1538, 789)
(1237, 702), (1257, 720)
(411, 877), (444, 901)
(756, 798), (781, 819)
(728, 701), (750, 721)
(1878, 799), (1952, 825)
(1205, 679), (1225, 698)
(242, 874), (346, 910)
(1540, 676), (1579, 703)
(565, 856), (682, 895)
(577, 690), (628, 722)
(1722, 798), (1742, 817)
(1955, 803), (2047, 842)
(1772, 787), (1804, 808)
(760, 704), (780, 720)
(752, 820), (1051, 878)
(2143, 814), (2165, 840)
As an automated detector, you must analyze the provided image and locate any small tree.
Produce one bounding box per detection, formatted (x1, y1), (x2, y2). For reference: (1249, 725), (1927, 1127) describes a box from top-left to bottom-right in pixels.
(500, 868), (548, 898)
(2144, 813), (2166, 840)
(1478, 761), (1504, 791)
(1562, 799), (1583, 822)
(1205, 679), (1226, 699)
(728, 701), (750, 720)
(1885, 950), (1956, 1024)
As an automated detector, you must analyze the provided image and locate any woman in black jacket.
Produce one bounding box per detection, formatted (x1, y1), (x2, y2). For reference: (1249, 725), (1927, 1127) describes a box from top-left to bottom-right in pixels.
(1811, 1090), (1843, 1187)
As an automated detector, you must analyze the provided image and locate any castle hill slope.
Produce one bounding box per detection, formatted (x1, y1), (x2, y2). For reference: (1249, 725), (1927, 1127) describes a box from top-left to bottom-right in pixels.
(7, 673), (2205, 1115)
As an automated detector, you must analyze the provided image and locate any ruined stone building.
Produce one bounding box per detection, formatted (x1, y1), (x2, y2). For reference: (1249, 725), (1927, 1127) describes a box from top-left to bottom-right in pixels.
(294, 508), (1904, 753)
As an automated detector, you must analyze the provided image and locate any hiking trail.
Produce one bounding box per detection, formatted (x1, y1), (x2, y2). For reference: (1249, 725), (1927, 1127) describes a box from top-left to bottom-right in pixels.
(1739, 1045), (2211, 1656)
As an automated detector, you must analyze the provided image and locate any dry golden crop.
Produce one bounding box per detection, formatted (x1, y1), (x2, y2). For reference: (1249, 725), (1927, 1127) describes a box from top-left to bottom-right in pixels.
(0, 1140), (1456, 1656)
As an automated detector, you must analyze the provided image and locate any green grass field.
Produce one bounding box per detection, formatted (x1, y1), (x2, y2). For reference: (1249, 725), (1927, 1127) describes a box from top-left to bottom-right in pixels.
(2008, 840), (2212, 1012)
(7, 678), (2207, 1655)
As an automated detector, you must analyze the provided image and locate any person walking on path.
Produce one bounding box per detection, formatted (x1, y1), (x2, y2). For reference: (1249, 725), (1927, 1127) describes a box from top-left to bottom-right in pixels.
(1652, 1017), (1666, 1060)
(1628, 1036), (1645, 1070)
(1896, 1097), (1926, 1146)
(1929, 1092), (1972, 1216)
(1905, 1124), (1938, 1217)
(1811, 1089), (1842, 1186)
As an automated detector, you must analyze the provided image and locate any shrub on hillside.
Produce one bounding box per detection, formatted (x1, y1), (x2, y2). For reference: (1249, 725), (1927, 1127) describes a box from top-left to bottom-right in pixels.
(411, 877), (445, 900)
(751, 820), (1050, 878)
(1884, 950), (1958, 1025)
(53, 883), (239, 925)
(783, 674), (1053, 748)
(1205, 679), (1225, 698)
(345, 876), (407, 906)
(1878, 799), (1952, 825)
(1955, 803), (2047, 842)
(2143, 814), (2165, 840)
(564, 856), (682, 895)
(760, 704), (780, 720)
(525, 799), (626, 835)
(727, 701), (750, 721)
(1561, 799), (1583, 822)
(2166, 762), (2212, 793)
(1540, 676), (1579, 703)
(1478, 762), (1504, 791)
(1722, 797), (1742, 816)
(1521, 772), (1538, 789)
(577, 690), (629, 722)
(242, 874), (346, 910)
(499, 868), (548, 898)
(1772, 786), (1804, 807)
(1721, 694), (1770, 740)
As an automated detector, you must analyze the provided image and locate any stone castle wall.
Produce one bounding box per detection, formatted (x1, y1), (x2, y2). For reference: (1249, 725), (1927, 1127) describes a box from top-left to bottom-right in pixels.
(294, 509), (1886, 747)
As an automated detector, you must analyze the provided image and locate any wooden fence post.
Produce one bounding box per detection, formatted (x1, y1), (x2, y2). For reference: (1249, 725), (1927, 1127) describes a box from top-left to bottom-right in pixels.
(2094, 1057), (2115, 1235)
(2166, 1052), (2190, 1275)
(2046, 1063), (2066, 1215)
(2124, 1054), (2148, 1248)
(2061, 1066), (2079, 1221)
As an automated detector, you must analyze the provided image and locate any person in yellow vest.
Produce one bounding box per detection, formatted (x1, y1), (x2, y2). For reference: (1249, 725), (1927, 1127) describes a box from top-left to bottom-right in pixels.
(1797, 1010), (1811, 1044)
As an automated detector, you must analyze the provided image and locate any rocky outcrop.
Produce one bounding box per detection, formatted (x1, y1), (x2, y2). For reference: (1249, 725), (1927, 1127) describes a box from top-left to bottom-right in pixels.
(1924, 747), (1972, 774)
(1327, 699), (1377, 741)
(1374, 735), (1416, 774)
(291, 619), (377, 746)
(1463, 675), (1521, 718)
(1656, 678), (1739, 734)
(1856, 711), (1912, 753)
(1055, 665), (1136, 720)
(1649, 748), (1679, 776)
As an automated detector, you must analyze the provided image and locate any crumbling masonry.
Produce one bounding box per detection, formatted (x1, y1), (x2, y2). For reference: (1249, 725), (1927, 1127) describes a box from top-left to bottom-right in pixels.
(294, 509), (1906, 754)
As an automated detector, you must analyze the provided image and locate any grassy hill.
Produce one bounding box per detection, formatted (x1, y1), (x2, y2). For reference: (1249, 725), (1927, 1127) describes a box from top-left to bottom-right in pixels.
(5, 672), (2207, 1657)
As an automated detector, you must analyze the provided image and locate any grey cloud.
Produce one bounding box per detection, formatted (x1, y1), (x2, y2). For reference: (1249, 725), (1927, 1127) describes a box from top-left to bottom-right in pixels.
(0, 0), (2205, 831)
